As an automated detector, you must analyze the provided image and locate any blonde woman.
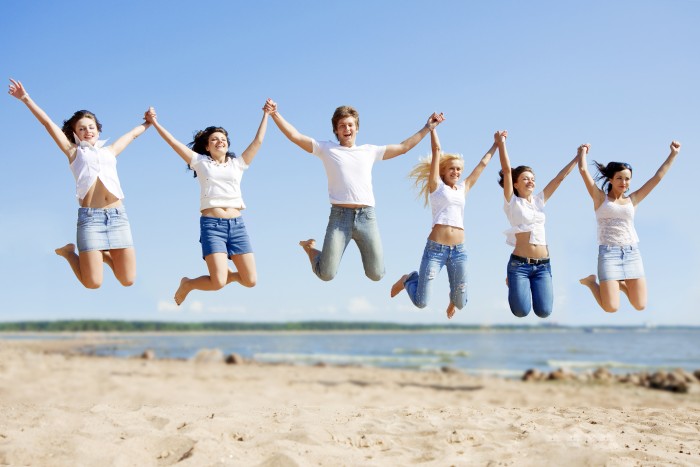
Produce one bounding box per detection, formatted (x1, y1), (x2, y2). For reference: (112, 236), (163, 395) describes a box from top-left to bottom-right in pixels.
(391, 124), (496, 318)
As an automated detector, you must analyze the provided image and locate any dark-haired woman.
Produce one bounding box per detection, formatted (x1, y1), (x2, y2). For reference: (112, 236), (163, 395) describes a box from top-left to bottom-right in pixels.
(8, 78), (150, 289)
(577, 141), (681, 312)
(145, 102), (270, 305)
(495, 130), (578, 318)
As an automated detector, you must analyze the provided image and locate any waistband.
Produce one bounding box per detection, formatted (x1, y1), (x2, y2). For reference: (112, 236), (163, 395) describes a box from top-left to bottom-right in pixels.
(330, 205), (374, 213)
(510, 254), (550, 265)
(78, 206), (126, 215)
(426, 239), (465, 252)
(200, 215), (244, 224)
(598, 244), (638, 251)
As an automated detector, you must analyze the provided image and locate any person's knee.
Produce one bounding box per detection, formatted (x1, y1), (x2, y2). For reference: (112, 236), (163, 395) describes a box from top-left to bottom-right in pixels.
(366, 269), (384, 282)
(603, 304), (619, 313)
(240, 275), (257, 288)
(119, 278), (135, 287)
(632, 303), (646, 311)
(534, 308), (552, 319)
(83, 279), (102, 289)
(210, 276), (227, 290)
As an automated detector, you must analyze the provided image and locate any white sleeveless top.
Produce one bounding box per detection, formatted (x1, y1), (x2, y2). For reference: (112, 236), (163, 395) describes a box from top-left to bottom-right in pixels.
(189, 153), (248, 211)
(595, 197), (639, 246)
(69, 140), (124, 203)
(503, 191), (546, 246)
(430, 179), (465, 228)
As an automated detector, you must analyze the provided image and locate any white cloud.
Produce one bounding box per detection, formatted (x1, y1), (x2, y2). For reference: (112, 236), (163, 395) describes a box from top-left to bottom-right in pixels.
(347, 297), (375, 314)
(189, 301), (205, 313)
(207, 305), (246, 314)
(157, 300), (180, 313)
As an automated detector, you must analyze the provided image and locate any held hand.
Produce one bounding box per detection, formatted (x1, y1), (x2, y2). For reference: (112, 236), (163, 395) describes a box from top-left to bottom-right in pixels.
(144, 106), (157, 124)
(8, 78), (28, 100)
(670, 140), (681, 154)
(263, 98), (278, 115)
(577, 143), (590, 155)
(494, 130), (508, 144)
(426, 112), (445, 130)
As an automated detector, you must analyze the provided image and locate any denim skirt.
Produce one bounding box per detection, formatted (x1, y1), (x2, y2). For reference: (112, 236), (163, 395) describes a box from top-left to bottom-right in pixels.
(597, 244), (644, 281)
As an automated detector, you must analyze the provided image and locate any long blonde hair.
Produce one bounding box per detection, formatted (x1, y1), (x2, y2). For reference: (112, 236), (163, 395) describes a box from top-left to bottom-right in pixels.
(408, 153), (464, 206)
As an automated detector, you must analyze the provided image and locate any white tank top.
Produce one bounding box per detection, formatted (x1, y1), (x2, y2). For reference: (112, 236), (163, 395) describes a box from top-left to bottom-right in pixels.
(595, 197), (639, 246)
(69, 140), (124, 203)
(430, 179), (465, 228)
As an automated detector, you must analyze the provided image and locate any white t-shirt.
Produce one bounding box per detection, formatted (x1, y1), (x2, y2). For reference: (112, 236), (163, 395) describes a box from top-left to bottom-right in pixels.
(430, 179), (465, 228)
(189, 153), (248, 211)
(312, 139), (386, 206)
(503, 191), (546, 246)
(70, 139), (124, 203)
(595, 197), (639, 246)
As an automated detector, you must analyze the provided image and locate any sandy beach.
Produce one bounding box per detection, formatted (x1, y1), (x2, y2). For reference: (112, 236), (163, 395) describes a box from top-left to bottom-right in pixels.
(1, 338), (699, 466)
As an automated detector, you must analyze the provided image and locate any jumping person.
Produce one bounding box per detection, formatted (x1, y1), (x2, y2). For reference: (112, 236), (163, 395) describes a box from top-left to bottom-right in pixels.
(577, 141), (681, 312)
(8, 78), (150, 288)
(496, 130), (579, 318)
(265, 99), (444, 281)
(144, 102), (271, 305)
(390, 126), (496, 318)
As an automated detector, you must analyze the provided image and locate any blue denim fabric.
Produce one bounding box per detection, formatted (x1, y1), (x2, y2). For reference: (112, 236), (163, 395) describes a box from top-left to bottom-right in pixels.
(199, 216), (253, 259)
(76, 206), (133, 252)
(403, 240), (468, 309)
(597, 244), (644, 281)
(506, 255), (553, 318)
(314, 205), (384, 281)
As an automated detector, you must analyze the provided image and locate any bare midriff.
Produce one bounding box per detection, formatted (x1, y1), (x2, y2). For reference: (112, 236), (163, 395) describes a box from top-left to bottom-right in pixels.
(428, 224), (464, 246)
(512, 231), (549, 259)
(79, 179), (122, 209)
(201, 207), (243, 219)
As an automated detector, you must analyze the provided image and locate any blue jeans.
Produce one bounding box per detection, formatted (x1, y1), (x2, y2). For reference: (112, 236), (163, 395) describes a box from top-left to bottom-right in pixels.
(506, 255), (553, 318)
(404, 240), (468, 309)
(314, 205), (384, 281)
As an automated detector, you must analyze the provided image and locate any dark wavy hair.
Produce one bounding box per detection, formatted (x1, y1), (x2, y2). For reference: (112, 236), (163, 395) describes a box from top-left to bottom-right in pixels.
(61, 110), (102, 142)
(186, 126), (236, 177)
(592, 161), (633, 193)
(331, 105), (360, 140)
(498, 165), (534, 198)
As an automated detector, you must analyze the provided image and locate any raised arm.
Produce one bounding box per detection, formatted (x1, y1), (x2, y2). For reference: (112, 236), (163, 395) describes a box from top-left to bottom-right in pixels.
(495, 130), (513, 201)
(8, 78), (74, 159)
(109, 120), (151, 157)
(144, 107), (195, 164)
(464, 141), (497, 191)
(541, 150), (580, 203)
(576, 143), (604, 208)
(266, 99), (313, 153)
(384, 112), (444, 160)
(239, 100), (272, 165)
(630, 141), (681, 206)
(426, 128), (442, 194)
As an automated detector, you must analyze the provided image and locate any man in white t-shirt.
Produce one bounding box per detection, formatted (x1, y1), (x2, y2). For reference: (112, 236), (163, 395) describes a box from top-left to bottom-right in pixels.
(265, 100), (443, 281)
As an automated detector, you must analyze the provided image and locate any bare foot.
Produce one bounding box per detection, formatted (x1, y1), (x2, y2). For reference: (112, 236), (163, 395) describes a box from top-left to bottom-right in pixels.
(446, 303), (456, 319)
(299, 239), (316, 252)
(391, 274), (409, 297)
(102, 250), (115, 271)
(55, 243), (76, 258)
(579, 274), (597, 287)
(174, 277), (192, 306)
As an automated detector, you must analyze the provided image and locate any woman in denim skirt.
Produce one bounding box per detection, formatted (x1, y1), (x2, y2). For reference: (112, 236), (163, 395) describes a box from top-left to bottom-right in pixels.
(578, 141), (681, 312)
(496, 130), (579, 318)
(145, 102), (271, 305)
(391, 123), (497, 319)
(8, 78), (150, 289)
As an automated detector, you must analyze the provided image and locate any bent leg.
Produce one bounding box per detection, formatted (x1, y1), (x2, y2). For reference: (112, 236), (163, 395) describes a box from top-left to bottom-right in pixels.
(230, 253), (257, 288)
(109, 247), (136, 287)
(315, 211), (352, 281)
(55, 243), (104, 289)
(599, 280), (622, 313)
(507, 260), (531, 317)
(446, 248), (468, 316)
(174, 252), (230, 305)
(531, 263), (553, 318)
(623, 278), (647, 311)
(354, 207), (384, 281)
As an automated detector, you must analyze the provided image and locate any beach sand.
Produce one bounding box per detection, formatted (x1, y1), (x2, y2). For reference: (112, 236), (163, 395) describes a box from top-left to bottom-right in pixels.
(1, 339), (699, 466)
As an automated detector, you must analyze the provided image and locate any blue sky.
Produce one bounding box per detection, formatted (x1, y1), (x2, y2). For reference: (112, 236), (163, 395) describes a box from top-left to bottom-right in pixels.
(1, 0), (698, 325)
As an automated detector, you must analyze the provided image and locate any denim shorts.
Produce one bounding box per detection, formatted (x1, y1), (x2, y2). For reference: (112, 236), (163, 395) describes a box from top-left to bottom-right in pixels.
(199, 216), (253, 259)
(76, 207), (133, 252)
(598, 244), (644, 281)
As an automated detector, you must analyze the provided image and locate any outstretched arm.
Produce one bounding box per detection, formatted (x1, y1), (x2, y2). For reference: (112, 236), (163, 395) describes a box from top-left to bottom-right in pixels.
(384, 112), (444, 160)
(109, 120), (151, 157)
(144, 107), (195, 164)
(464, 141), (497, 191)
(8, 78), (74, 159)
(426, 128), (442, 194)
(576, 144), (604, 208)
(240, 100), (272, 165)
(630, 141), (681, 206)
(542, 150), (579, 203)
(495, 130), (513, 201)
(266, 99), (313, 153)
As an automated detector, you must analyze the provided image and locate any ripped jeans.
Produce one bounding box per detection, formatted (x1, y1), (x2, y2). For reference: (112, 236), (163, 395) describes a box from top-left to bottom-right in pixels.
(403, 240), (468, 309)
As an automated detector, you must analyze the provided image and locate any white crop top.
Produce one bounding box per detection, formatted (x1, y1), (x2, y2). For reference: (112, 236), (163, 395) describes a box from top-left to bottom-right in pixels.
(189, 153), (248, 211)
(312, 139), (385, 206)
(595, 197), (639, 246)
(503, 191), (546, 246)
(430, 179), (465, 228)
(69, 140), (124, 203)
